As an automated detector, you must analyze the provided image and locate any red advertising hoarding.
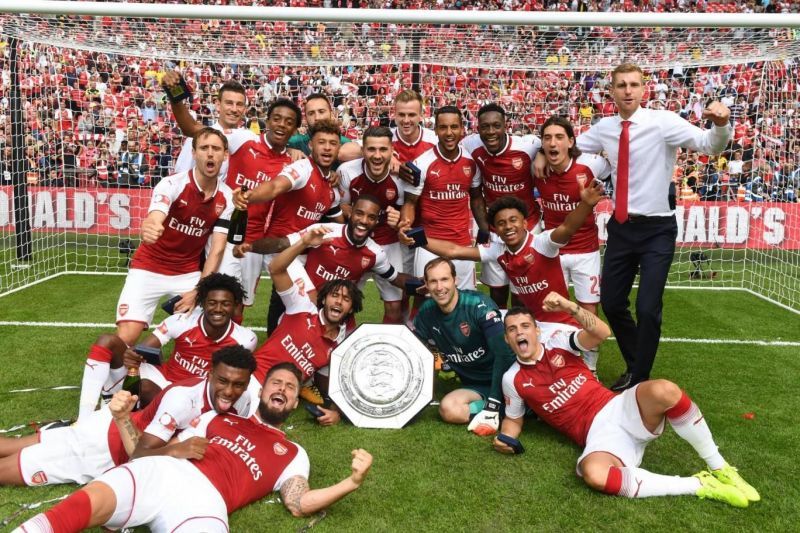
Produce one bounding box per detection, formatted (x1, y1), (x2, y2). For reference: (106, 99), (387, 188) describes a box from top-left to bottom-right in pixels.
(2, 188), (799, 249)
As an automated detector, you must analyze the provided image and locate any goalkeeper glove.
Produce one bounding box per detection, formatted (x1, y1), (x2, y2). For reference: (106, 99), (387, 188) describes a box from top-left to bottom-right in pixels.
(467, 398), (501, 436)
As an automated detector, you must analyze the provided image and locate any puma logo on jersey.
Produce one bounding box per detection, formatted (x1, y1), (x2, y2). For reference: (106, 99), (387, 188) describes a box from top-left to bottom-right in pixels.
(249, 148), (259, 159)
(430, 169), (441, 177)
(329, 245), (339, 256)
(184, 336), (196, 347)
(352, 187), (362, 197)
(309, 182), (317, 192)
(179, 199), (189, 206)
(476, 155), (487, 166)
(432, 326), (441, 334)
(222, 417), (238, 426)
(306, 317), (314, 329)
(522, 380), (534, 388)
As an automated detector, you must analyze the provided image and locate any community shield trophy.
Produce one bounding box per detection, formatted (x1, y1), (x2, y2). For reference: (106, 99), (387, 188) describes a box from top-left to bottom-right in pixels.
(329, 324), (433, 429)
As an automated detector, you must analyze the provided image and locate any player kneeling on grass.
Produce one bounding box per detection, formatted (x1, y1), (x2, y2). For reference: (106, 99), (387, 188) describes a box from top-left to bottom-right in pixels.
(14, 363), (374, 533)
(494, 293), (759, 507)
(0, 346), (256, 487)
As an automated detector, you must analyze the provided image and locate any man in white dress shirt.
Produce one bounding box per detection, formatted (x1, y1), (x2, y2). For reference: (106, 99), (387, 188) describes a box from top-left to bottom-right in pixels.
(573, 63), (731, 391)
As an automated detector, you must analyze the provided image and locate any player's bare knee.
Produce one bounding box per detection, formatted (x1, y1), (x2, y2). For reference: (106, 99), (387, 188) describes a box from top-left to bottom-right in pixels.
(653, 379), (682, 405)
(439, 398), (468, 424)
(581, 464), (609, 492)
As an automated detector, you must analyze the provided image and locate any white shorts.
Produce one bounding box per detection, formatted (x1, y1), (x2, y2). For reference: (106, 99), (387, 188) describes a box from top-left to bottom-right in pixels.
(576, 384), (664, 476)
(359, 242), (403, 302)
(414, 247), (475, 291)
(479, 233), (509, 288)
(19, 408), (114, 486)
(99, 455), (228, 533)
(116, 269), (200, 326)
(560, 251), (601, 305)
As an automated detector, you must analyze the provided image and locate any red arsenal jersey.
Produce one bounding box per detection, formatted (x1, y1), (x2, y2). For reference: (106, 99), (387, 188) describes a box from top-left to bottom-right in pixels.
(130, 170), (233, 276)
(338, 158), (404, 246)
(185, 412), (309, 513)
(536, 155), (610, 254)
(392, 126), (438, 163)
(252, 284), (346, 383)
(405, 146), (481, 245)
(462, 133), (542, 229)
(288, 223), (396, 291)
(226, 135), (292, 241)
(480, 230), (577, 326)
(502, 330), (617, 446)
(106, 376), (253, 466)
(264, 158), (342, 238)
(152, 308), (258, 383)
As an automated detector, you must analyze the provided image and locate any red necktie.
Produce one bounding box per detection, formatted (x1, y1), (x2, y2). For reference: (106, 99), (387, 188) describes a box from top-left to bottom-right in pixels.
(615, 120), (631, 224)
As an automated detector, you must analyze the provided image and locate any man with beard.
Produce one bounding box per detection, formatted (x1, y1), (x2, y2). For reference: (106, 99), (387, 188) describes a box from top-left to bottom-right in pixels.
(14, 364), (374, 532)
(253, 226), (364, 426)
(0, 346), (256, 487)
(337, 126), (407, 324)
(495, 297), (758, 508)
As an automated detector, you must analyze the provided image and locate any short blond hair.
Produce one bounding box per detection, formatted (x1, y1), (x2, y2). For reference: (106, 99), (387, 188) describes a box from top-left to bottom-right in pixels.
(611, 63), (644, 85)
(395, 89), (424, 107)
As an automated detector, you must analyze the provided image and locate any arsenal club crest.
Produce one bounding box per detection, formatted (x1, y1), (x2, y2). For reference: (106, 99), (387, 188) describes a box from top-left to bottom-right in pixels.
(159, 413), (178, 432)
(361, 256), (371, 269)
(215, 202), (224, 216)
(551, 353), (565, 368)
(118, 304), (129, 317)
(273, 442), (288, 456)
(386, 188), (397, 201)
(30, 471), (48, 485)
(459, 322), (471, 337)
(576, 173), (588, 188)
(512, 157), (523, 170)
(524, 253), (535, 264)
(463, 166), (472, 177)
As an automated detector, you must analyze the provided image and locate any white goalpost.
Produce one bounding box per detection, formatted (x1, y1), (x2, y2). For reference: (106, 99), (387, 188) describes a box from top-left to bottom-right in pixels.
(1, 1), (798, 312)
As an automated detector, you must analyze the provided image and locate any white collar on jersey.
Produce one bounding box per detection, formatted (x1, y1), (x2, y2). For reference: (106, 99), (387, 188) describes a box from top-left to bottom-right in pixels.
(198, 313), (234, 343)
(361, 159), (390, 183)
(434, 144), (462, 163)
(261, 134), (287, 155)
(484, 134), (511, 157)
(396, 126), (423, 147)
(506, 230), (533, 256)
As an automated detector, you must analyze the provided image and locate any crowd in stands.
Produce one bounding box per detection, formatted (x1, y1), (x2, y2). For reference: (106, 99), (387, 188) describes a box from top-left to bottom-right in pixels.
(0, 0), (798, 203)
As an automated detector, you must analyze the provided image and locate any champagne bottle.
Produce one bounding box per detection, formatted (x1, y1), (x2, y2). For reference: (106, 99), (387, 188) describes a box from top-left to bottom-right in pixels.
(122, 366), (141, 398)
(227, 185), (249, 245)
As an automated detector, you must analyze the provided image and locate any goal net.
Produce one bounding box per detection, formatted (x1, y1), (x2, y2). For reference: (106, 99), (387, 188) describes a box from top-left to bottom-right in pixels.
(1, 4), (798, 312)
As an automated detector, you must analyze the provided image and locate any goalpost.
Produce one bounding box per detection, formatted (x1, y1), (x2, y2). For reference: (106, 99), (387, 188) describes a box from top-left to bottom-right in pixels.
(1, 1), (798, 313)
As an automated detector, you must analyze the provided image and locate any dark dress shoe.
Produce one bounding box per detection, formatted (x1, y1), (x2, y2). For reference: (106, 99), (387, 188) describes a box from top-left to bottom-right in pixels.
(610, 373), (639, 392)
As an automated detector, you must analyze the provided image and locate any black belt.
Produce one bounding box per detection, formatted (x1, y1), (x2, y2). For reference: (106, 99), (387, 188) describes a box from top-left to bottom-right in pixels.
(618, 214), (674, 225)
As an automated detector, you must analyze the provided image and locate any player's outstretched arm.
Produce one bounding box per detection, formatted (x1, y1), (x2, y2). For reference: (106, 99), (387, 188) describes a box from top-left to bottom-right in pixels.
(280, 449), (373, 517)
(493, 416), (524, 454)
(109, 391), (142, 456)
(469, 187), (490, 234)
(268, 226), (332, 293)
(233, 175), (293, 209)
(550, 179), (605, 245)
(161, 71), (203, 138)
(541, 291), (611, 350)
(397, 228), (481, 262)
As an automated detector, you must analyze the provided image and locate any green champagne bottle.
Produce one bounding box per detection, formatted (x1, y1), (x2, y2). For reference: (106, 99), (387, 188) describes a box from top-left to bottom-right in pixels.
(227, 185), (249, 245)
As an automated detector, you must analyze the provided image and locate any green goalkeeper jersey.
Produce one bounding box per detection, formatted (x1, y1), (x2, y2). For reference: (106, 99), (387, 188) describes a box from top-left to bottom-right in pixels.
(413, 290), (516, 402)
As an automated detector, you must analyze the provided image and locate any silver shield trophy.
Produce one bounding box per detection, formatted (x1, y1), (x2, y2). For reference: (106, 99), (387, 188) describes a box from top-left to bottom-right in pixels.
(329, 324), (433, 428)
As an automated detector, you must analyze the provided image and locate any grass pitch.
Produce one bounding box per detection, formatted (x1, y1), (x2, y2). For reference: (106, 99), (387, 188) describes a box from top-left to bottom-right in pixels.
(0, 275), (799, 532)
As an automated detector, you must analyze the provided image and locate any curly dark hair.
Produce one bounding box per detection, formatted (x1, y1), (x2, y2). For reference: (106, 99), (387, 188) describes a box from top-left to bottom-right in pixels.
(487, 196), (528, 226)
(211, 345), (257, 373)
(308, 118), (342, 141)
(316, 279), (363, 318)
(195, 272), (246, 307)
(267, 98), (302, 128)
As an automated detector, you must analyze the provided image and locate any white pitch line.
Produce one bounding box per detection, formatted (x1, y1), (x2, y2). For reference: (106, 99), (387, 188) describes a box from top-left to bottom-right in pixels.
(0, 321), (798, 346)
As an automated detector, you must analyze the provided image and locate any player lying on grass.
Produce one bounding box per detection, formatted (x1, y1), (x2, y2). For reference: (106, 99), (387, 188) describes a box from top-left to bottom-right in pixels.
(14, 363), (374, 533)
(78, 273), (257, 416)
(0, 346), (256, 487)
(494, 293), (760, 507)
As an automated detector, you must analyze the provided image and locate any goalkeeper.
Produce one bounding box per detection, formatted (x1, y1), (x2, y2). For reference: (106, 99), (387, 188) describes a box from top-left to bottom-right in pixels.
(413, 258), (516, 436)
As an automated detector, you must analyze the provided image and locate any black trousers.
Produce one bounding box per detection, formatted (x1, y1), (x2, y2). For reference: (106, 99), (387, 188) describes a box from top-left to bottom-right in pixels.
(600, 216), (677, 380)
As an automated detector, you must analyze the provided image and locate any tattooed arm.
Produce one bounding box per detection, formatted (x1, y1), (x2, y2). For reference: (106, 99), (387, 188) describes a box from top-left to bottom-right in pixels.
(280, 449), (373, 517)
(108, 391), (142, 456)
(541, 291), (611, 350)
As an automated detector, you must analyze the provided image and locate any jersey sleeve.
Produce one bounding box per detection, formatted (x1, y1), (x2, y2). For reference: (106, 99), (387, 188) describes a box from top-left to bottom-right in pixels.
(475, 298), (516, 402)
(278, 160), (312, 191)
(370, 241), (397, 280)
(152, 308), (200, 346)
(278, 282), (319, 315)
(502, 365), (527, 419)
(470, 159), (482, 189)
(533, 230), (564, 258)
(232, 324), (258, 351)
(274, 444), (311, 491)
(544, 329), (584, 357)
(226, 129), (259, 156)
(177, 410), (215, 442)
(144, 386), (202, 443)
(212, 187), (235, 234)
(174, 137), (194, 173)
(577, 154), (612, 181)
(148, 174), (183, 215)
(478, 240), (504, 263)
(324, 188), (343, 219)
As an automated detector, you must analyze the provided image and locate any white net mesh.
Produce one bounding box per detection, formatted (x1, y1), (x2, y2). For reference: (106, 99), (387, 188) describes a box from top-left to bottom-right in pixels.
(0, 6), (798, 310)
